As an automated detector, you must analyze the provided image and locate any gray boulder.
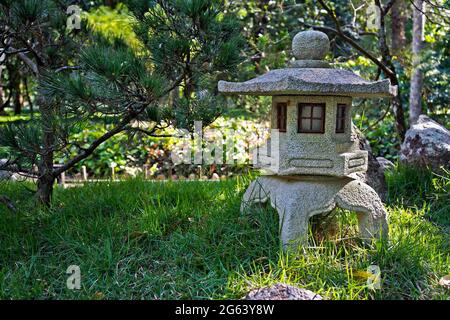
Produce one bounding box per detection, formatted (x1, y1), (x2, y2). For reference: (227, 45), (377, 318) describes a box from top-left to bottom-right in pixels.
(0, 159), (19, 181)
(243, 283), (322, 300)
(351, 126), (389, 201)
(0, 171), (11, 180)
(376, 157), (395, 172)
(401, 115), (450, 171)
(0, 159), (12, 180)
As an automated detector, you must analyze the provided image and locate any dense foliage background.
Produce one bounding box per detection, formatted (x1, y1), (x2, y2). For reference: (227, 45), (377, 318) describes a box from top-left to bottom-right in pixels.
(1, 0), (448, 178)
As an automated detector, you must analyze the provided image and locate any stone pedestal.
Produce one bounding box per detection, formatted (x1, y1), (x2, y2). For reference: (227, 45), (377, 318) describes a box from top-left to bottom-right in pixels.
(241, 176), (388, 249)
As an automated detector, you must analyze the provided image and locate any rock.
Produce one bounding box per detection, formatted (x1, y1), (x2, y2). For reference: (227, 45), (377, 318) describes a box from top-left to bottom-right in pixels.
(243, 283), (322, 300)
(188, 173), (196, 180)
(0, 170), (11, 180)
(439, 275), (450, 288)
(376, 157), (395, 172)
(0, 159), (22, 181)
(0, 159), (13, 181)
(211, 173), (220, 180)
(9, 173), (19, 181)
(400, 115), (450, 171)
(352, 126), (388, 201)
(0, 172), (12, 180)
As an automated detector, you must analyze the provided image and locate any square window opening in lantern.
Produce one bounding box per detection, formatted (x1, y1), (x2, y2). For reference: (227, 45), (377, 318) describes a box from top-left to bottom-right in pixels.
(276, 103), (287, 132)
(336, 104), (347, 133)
(298, 103), (325, 133)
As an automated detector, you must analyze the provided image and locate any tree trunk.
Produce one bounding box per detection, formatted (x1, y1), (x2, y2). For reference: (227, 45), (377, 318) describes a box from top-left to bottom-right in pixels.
(36, 143), (55, 206)
(36, 98), (56, 207)
(391, 0), (407, 55)
(0, 85), (4, 114)
(390, 75), (406, 141)
(376, 0), (406, 141)
(409, 0), (425, 125)
(0, 65), (7, 114)
(7, 61), (22, 115)
(13, 83), (21, 115)
(24, 77), (33, 117)
(37, 173), (55, 207)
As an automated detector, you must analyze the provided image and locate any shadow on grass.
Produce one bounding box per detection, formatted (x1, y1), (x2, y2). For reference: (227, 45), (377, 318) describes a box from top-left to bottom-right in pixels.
(386, 165), (449, 227)
(0, 169), (448, 299)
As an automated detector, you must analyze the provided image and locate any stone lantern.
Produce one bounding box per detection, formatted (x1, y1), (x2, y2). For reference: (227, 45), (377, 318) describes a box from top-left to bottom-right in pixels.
(218, 30), (394, 248)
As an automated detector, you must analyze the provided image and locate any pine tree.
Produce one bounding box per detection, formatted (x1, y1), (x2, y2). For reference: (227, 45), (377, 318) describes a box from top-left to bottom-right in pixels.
(0, 0), (244, 206)
(0, 0), (85, 205)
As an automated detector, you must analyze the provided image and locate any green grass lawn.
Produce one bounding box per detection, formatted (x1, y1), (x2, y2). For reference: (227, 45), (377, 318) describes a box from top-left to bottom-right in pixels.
(0, 167), (448, 300)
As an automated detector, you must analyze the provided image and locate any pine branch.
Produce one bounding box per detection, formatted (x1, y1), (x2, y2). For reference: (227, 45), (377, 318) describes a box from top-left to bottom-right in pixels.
(16, 33), (45, 68)
(54, 66), (81, 73)
(52, 118), (129, 176)
(53, 73), (186, 177)
(300, 21), (394, 77)
(409, 0), (450, 26)
(312, 0), (395, 77)
(128, 126), (177, 138)
(17, 51), (39, 75)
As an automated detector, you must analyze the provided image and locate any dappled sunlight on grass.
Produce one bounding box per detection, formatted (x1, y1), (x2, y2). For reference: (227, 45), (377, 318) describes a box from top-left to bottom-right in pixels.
(0, 167), (448, 299)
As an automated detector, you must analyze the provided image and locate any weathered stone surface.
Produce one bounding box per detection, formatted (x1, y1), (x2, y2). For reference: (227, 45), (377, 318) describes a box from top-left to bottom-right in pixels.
(376, 157), (394, 172)
(351, 127), (389, 201)
(439, 275), (450, 288)
(243, 283), (322, 300)
(241, 175), (388, 248)
(218, 68), (394, 98)
(220, 30), (391, 247)
(0, 159), (13, 181)
(292, 30), (330, 60)
(254, 96), (368, 177)
(219, 30), (395, 97)
(0, 171), (11, 180)
(400, 115), (450, 171)
(289, 59), (330, 68)
(219, 30), (397, 97)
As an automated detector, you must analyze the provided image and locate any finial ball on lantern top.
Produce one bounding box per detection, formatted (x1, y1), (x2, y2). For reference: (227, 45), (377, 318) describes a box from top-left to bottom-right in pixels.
(292, 30), (330, 61)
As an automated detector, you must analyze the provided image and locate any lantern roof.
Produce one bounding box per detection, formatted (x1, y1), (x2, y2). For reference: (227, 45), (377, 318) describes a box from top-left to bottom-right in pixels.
(218, 30), (396, 98)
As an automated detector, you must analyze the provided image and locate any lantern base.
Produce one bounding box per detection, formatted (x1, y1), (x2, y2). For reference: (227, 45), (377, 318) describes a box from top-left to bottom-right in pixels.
(241, 175), (388, 249)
